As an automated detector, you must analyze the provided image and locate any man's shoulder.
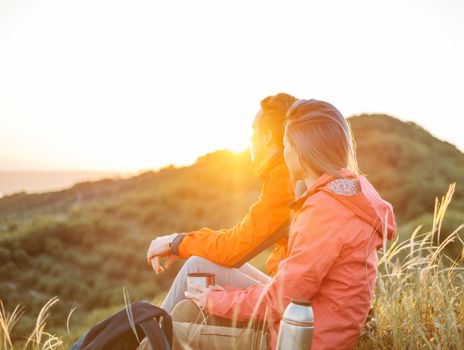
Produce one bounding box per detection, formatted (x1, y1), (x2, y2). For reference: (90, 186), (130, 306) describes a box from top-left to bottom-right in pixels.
(261, 162), (292, 197)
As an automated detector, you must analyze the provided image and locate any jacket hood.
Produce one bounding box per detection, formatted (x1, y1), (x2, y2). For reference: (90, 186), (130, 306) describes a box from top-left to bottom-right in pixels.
(290, 168), (397, 248)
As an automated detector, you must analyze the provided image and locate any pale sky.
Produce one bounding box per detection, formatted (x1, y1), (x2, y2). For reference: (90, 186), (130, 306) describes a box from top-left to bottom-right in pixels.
(1, 0), (463, 172)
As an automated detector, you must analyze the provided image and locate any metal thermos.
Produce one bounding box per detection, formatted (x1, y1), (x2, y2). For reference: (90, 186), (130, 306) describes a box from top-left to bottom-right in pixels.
(276, 299), (314, 350)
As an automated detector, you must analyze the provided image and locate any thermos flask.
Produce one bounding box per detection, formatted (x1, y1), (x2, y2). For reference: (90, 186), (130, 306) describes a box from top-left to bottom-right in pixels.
(276, 298), (314, 350)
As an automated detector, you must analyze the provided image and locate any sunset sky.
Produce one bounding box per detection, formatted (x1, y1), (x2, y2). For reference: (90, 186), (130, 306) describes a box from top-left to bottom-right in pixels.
(1, 0), (463, 172)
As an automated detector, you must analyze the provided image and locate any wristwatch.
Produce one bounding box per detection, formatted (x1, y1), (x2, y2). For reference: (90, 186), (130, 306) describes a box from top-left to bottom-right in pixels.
(168, 234), (177, 248)
(170, 232), (187, 256)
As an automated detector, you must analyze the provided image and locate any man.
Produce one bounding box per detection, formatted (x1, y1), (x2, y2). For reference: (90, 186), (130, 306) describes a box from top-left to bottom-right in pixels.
(146, 93), (301, 312)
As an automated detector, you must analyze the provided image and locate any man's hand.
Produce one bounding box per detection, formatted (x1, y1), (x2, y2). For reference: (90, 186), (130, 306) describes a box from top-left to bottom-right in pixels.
(184, 284), (225, 309)
(146, 233), (179, 274)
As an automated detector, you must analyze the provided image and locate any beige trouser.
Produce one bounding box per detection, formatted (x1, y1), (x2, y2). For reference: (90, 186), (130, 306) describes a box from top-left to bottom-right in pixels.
(137, 299), (269, 350)
(137, 256), (272, 350)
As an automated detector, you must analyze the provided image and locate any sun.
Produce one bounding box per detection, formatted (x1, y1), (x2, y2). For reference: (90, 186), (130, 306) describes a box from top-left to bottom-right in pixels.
(226, 142), (249, 154)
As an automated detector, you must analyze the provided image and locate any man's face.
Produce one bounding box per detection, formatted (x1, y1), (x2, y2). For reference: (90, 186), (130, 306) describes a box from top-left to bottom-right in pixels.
(250, 110), (271, 165)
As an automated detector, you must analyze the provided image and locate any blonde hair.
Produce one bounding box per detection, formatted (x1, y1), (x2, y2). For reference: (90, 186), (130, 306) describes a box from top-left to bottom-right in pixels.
(284, 99), (359, 178)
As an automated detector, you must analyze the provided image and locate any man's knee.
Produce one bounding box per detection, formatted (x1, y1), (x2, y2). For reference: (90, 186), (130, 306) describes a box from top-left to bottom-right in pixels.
(184, 255), (214, 270)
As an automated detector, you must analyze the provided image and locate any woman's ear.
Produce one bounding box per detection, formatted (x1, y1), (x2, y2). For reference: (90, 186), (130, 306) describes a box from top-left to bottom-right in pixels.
(294, 180), (307, 198)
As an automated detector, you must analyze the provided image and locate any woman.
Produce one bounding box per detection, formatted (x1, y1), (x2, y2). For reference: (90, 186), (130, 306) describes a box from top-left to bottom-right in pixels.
(146, 93), (303, 313)
(185, 99), (397, 349)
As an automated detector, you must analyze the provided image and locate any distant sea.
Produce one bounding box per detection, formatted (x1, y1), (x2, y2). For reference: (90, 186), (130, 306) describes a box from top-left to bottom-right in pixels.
(0, 171), (131, 197)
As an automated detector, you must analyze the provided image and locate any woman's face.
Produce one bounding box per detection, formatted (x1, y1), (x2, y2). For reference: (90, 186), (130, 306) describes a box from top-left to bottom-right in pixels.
(283, 127), (304, 184)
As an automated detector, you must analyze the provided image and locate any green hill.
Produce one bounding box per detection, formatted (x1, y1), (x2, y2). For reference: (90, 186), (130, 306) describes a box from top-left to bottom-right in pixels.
(0, 114), (463, 347)
(350, 114), (464, 222)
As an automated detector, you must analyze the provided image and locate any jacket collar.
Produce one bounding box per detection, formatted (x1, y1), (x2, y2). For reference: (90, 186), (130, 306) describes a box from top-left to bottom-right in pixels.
(289, 168), (357, 211)
(257, 151), (285, 180)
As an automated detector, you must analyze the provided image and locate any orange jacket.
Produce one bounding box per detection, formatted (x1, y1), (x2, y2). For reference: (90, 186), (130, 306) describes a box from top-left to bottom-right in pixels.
(206, 169), (397, 350)
(171, 152), (294, 276)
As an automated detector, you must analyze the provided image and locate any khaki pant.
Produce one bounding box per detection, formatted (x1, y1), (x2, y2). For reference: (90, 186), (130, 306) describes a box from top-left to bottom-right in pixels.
(137, 300), (270, 350)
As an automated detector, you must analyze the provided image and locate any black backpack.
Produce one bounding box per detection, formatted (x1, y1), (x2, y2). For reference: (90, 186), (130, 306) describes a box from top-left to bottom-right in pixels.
(78, 300), (172, 350)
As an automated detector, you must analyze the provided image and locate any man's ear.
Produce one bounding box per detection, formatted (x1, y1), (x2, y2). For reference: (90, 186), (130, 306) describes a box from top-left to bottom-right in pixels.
(263, 129), (274, 147)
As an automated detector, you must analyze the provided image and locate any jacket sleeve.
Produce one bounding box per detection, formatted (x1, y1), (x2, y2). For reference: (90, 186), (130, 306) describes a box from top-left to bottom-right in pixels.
(205, 200), (344, 323)
(172, 165), (293, 267)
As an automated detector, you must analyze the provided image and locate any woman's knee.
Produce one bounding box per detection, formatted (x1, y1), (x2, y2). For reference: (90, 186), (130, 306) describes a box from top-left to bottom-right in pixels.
(170, 299), (203, 323)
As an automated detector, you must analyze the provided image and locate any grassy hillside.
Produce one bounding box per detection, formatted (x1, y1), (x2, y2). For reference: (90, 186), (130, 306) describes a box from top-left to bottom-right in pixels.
(351, 114), (464, 222)
(0, 114), (463, 348)
(0, 151), (260, 347)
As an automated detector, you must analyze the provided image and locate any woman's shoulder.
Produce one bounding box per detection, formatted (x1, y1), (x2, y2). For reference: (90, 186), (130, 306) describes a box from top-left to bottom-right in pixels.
(301, 180), (358, 209)
(291, 189), (368, 249)
(297, 190), (353, 224)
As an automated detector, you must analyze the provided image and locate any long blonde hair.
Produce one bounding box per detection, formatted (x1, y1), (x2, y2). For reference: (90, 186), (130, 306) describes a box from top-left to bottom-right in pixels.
(284, 99), (359, 178)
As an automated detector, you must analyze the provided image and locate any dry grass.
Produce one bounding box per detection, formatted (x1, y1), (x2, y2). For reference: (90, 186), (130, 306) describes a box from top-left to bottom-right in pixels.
(357, 183), (464, 349)
(0, 296), (64, 350)
(1, 184), (463, 349)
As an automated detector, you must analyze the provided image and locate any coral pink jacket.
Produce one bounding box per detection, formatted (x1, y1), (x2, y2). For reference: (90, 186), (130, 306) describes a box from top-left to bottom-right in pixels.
(206, 169), (397, 350)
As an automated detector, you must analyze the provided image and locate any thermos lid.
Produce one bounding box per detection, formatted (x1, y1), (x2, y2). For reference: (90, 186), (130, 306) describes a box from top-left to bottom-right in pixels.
(282, 298), (314, 325)
(291, 298), (312, 306)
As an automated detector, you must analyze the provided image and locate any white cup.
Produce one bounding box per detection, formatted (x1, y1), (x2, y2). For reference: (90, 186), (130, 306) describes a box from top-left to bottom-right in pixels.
(187, 272), (215, 294)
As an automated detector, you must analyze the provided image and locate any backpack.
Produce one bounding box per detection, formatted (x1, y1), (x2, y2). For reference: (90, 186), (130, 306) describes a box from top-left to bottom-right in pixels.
(77, 300), (172, 350)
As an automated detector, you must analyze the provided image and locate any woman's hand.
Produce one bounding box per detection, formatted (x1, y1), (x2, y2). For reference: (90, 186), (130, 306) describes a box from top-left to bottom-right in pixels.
(184, 284), (225, 310)
(146, 233), (179, 274)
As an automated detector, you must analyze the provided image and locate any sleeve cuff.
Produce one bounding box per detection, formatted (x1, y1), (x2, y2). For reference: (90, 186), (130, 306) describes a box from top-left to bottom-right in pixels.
(205, 290), (225, 315)
(171, 233), (187, 256)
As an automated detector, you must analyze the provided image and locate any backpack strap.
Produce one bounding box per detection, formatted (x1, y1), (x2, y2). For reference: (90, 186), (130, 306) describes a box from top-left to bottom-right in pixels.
(159, 313), (173, 346)
(230, 218), (290, 268)
(77, 301), (173, 350)
(139, 309), (172, 350)
(139, 318), (171, 350)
